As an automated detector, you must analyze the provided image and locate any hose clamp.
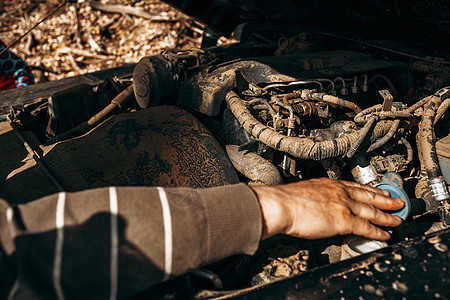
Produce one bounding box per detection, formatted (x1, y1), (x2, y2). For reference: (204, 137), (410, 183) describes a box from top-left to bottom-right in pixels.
(429, 177), (450, 201)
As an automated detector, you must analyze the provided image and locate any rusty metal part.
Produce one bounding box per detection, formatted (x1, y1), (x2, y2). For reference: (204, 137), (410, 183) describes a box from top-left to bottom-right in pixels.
(291, 101), (317, 116)
(367, 119), (401, 152)
(370, 155), (408, 174)
(281, 92), (298, 105)
(247, 98), (276, 116)
(353, 96), (428, 125)
(55, 84), (134, 142)
(225, 145), (282, 185)
(417, 87), (450, 202)
(380, 90), (394, 111)
(6, 115), (64, 192)
(320, 159), (342, 180)
(298, 90), (361, 114)
(226, 91), (392, 160)
(346, 115), (378, 158)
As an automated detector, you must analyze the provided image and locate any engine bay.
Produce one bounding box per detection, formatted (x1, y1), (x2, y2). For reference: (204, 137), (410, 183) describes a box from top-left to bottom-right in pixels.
(1, 21), (450, 298)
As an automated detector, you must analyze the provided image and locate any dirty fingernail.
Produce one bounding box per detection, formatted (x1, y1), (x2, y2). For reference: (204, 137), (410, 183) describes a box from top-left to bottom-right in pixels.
(394, 215), (403, 224)
(396, 198), (405, 205)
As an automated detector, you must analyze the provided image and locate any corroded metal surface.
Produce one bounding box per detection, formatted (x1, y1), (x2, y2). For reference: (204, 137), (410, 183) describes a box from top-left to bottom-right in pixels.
(0, 106), (238, 204)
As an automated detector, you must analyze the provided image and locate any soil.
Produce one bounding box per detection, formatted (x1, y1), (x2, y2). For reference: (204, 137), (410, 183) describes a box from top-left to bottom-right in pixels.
(0, 0), (225, 81)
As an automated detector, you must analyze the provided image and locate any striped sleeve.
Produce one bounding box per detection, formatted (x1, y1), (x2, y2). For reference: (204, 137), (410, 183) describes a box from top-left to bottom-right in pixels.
(0, 183), (262, 299)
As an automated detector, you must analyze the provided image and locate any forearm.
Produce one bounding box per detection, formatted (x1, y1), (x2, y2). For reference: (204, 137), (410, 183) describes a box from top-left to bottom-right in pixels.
(0, 184), (262, 299)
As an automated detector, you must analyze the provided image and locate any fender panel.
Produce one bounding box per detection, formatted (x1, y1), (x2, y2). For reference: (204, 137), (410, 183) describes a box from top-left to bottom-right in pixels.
(0, 106), (239, 203)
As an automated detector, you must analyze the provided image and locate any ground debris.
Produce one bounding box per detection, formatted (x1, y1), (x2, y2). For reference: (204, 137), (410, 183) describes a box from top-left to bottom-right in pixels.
(0, 0), (228, 81)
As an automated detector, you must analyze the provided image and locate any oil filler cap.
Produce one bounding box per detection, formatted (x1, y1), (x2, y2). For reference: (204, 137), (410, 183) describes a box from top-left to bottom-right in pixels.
(374, 172), (411, 220)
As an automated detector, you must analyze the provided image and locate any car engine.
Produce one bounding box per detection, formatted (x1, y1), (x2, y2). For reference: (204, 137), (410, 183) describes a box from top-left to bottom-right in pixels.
(1, 1), (449, 298)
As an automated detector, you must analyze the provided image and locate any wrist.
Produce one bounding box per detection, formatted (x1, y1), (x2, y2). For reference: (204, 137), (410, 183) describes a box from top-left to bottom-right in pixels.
(249, 185), (291, 240)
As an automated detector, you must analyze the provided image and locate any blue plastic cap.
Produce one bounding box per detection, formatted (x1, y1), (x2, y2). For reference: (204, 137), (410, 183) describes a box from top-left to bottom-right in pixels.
(374, 181), (411, 220)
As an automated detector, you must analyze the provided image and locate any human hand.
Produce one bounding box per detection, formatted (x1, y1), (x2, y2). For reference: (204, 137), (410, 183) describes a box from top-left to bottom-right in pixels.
(250, 178), (405, 241)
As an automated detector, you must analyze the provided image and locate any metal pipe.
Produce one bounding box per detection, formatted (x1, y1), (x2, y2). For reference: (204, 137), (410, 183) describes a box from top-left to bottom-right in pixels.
(55, 84), (134, 142)
(333, 77), (345, 87)
(351, 76), (358, 94)
(276, 101), (295, 174)
(263, 80), (323, 91)
(363, 74), (368, 86)
(315, 78), (335, 91)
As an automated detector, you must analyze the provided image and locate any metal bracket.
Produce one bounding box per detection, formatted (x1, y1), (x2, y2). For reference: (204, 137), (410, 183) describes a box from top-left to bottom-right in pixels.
(379, 90), (394, 111)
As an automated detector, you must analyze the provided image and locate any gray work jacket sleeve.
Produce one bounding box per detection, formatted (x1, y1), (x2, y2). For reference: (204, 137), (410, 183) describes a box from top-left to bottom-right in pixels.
(0, 183), (262, 299)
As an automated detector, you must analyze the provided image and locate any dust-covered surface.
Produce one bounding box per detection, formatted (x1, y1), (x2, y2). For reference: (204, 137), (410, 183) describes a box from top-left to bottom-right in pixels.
(0, 0), (218, 81)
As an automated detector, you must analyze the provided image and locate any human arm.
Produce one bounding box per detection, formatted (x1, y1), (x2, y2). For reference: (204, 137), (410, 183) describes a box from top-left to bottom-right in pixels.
(0, 184), (261, 299)
(0, 179), (403, 299)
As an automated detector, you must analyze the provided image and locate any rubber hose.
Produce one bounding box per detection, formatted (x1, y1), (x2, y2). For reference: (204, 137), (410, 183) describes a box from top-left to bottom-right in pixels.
(434, 98), (450, 124)
(417, 87), (450, 201)
(225, 145), (282, 185)
(367, 119), (401, 152)
(299, 90), (361, 114)
(346, 115), (378, 158)
(226, 91), (392, 160)
(355, 110), (411, 124)
(399, 137), (413, 165)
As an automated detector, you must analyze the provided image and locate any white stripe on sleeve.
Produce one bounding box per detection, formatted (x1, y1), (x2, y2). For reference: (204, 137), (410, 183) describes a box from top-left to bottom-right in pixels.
(53, 192), (66, 300)
(157, 187), (173, 281)
(109, 187), (119, 300)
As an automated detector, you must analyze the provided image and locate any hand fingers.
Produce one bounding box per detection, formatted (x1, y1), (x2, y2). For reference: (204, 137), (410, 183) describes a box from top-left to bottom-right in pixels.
(344, 184), (405, 211)
(350, 202), (403, 227)
(350, 217), (392, 241)
(340, 180), (390, 197)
